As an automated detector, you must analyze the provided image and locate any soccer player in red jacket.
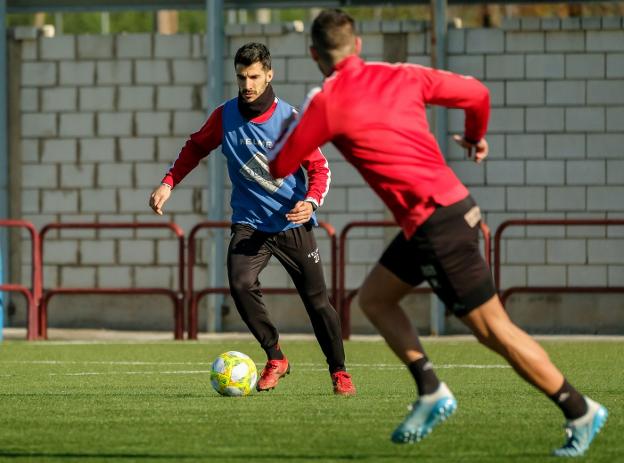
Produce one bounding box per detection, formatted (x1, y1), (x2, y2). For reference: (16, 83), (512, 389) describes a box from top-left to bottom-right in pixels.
(269, 9), (607, 457)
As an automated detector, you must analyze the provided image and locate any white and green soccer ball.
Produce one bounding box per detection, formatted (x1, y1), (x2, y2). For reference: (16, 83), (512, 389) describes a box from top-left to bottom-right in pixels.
(210, 351), (258, 397)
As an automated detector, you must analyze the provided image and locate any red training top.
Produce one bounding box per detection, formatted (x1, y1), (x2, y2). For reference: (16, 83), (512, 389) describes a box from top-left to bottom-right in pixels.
(269, 55), (490, 239)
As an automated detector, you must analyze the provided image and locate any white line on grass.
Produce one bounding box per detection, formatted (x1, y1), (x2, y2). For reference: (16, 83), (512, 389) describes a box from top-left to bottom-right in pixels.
(1, 360), (197, 366)
(2, 360), (509, 368)
(39, 364), (509, 377)
(51, 370), (214, 376)
(3, 360), (510, 370)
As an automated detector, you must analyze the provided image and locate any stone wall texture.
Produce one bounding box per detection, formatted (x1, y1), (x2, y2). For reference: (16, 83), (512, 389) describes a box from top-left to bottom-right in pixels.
(10, 17), (624, 334)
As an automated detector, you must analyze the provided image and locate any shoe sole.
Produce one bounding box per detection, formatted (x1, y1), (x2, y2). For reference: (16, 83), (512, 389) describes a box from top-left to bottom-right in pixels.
(256, 364), (290, 392)
(391, 398), (457, 444)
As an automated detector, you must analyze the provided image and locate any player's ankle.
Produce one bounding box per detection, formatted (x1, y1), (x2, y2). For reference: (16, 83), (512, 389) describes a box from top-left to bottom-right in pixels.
(549, 379), (588, 420)
(264, 343), (285, 360)
(408, 356), (440, 395)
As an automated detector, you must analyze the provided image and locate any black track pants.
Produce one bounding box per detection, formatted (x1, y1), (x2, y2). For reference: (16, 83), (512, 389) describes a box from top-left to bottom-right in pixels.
(227, 223), (345, 372)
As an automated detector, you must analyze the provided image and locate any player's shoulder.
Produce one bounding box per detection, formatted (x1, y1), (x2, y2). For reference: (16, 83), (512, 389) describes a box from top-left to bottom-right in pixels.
(366, 60), (432, 74)
(217, 97), (237, 116)
(222, 96), (238, 108)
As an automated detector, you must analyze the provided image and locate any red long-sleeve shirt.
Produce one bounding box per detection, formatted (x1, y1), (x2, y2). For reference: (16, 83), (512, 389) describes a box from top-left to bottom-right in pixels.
(269, 55), (490, 238)
(162, 100), (330, 208)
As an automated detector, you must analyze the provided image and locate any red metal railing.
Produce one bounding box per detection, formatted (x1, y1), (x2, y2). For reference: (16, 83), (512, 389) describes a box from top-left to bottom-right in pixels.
(186, 221), (229, 340)
(38, 222), (186, 340)
(500, 286), (624, 306)
(494, 219), (624, 305)
(0, 219), (41, 340)
(186, 221), (338, 340)
(339, 220), (491, 339)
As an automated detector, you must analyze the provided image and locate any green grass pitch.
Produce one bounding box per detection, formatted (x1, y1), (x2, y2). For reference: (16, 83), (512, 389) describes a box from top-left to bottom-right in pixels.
(0, 337), (621, 462)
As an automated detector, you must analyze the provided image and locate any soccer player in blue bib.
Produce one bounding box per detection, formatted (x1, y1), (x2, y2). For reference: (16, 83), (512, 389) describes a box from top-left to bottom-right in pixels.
(150, 43), (355, 396)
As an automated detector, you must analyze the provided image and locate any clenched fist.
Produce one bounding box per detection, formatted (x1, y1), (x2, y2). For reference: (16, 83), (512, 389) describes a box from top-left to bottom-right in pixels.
(453, 135), (489, 164)
(149, 184), (172, 215)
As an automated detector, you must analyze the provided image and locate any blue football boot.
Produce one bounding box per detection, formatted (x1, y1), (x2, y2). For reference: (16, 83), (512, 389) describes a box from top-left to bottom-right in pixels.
(553, 397), (608, 457)
(391, 382), (457, 444)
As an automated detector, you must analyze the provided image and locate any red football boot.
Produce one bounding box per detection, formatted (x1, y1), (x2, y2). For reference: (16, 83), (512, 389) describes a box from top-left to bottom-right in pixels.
(332, 371), (356, 396)
(256, 358), (290, 391)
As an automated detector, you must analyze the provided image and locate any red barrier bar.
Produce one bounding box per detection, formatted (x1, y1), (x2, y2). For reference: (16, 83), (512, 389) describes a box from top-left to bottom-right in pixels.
(186, 221), (229, 340)
(0, 219), (41, 340)
(493, 219), (624, 291)
(39, 288), (183, 339)
(39, 222), (185, 340)
(0, 284), (36, 339)
(339, 220), (491, 340)
(493, 219), (624, 310)
(501, 286), (624, 307)
(186, 221), (337, 340)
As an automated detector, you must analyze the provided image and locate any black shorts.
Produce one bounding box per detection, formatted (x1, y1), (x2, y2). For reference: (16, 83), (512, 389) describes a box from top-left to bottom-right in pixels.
(379, 196), (496, 317)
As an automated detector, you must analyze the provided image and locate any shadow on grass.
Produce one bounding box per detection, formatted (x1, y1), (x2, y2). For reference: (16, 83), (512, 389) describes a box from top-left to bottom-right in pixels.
(0, 450), (549, 462)
(0, 451), (363, 461)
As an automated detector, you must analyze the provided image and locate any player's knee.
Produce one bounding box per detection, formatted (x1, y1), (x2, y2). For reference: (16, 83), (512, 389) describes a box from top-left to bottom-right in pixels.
(305, 297), (334, 317)
(357, 289), (385, 317)
(229, 273), (256, 295)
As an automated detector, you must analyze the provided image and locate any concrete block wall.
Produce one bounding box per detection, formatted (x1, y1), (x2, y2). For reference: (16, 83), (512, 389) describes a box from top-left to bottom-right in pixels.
(444, 18), (624, 303)
(15, 34), (209, 330)
(11, 17), (624, 333)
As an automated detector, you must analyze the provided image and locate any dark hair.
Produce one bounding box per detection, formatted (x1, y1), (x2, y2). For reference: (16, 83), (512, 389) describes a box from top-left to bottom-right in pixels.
(234, 42), (272, 70)
(311, 9), (356, 55)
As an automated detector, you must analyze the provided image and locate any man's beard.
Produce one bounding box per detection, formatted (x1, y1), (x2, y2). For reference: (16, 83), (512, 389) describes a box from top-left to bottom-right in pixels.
(238, 83), (276, 120)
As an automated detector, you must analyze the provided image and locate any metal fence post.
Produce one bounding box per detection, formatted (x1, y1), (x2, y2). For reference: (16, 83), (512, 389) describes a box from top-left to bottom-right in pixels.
(0, 0), (8, 342)
(430, 0), (448, 336)
(206, 0), (226, 332)
(0, 245), (3, 342)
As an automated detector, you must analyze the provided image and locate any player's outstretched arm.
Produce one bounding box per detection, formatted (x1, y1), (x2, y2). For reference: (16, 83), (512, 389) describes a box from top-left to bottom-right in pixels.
(452, 135), (489, 164)
(269, 88), (332, 179)
(149, 106), (224, 215)
(149, 183), (172, 215)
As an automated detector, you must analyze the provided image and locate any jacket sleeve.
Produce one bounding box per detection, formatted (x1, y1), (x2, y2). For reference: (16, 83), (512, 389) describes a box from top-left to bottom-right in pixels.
(300, 147), (330, 209)
(413, 65), (490, 143)
(161, 105), (223, 188)
(268, 88), (332, 180)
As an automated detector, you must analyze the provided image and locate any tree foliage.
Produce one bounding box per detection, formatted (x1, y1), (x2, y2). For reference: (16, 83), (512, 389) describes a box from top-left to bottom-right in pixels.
(7, 4), (624, 34)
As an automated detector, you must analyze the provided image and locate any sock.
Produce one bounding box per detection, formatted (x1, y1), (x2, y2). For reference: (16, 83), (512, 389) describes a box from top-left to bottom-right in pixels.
(549, 379), (588, 420)
(408, 356), (440, 396)
(264, 343), (284, 361)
